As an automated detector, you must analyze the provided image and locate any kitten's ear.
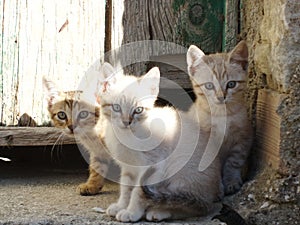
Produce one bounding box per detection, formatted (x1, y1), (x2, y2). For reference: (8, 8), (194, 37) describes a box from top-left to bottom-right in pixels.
(229, 40), (248, 70)
(102, 62), (121, 85)
(142, 67), (160, 97)
(101, 62), (116, 80)
(187, 45), (205, 76)
(97, 62), (119, 95)
(42, 76), (60, 108)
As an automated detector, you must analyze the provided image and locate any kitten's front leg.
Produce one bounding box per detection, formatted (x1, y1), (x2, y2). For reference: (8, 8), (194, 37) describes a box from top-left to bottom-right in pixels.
(223, 141), (251, 195)
(223, 159), (243, 195)
(116, 186), (149, 222)
(106, 172), (134, 217)
(76, 166), (105, 195)
(76, 155), (110, 196)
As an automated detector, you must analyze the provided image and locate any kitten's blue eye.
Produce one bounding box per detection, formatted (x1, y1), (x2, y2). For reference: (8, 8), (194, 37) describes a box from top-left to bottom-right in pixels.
(79, 110), (89, 119)
(227, 81), (237, 89)
(134, 107), (144, 114)
(112, 104), (121, 112)
(204, 82), (214, 90)
(57, 111), (67, 120)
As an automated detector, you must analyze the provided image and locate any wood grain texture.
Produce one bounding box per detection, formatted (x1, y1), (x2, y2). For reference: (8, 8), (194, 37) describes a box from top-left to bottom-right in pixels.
(113, 0), (182, 76)
(149, 54), (192, 89)
(224, 0), (240, 51)
(0, 0), (105, 126)
(0, 127), (76, 146)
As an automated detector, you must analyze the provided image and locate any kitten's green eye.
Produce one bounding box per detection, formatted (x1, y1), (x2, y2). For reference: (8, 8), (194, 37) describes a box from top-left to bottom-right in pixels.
(112, 104), (121, 112)
(204, 82), (214, 90)
(57, 111), (67, 120)
(134, 107), (144, 114)
(227, 81), (237, 89)
(79, 110), (89, 119)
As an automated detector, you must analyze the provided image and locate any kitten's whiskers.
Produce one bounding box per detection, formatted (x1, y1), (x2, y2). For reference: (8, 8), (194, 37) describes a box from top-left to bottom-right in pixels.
(50, 132), (65, 162)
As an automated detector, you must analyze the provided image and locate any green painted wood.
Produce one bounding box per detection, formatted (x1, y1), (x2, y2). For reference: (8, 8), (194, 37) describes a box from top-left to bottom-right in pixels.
(173, 0), (225, 53)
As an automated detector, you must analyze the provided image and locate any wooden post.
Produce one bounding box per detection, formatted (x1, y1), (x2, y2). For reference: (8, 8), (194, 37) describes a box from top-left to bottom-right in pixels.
(104, 0), (112, 55)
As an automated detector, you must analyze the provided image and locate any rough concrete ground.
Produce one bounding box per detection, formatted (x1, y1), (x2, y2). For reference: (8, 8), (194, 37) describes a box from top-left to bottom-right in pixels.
(0, 146), (298, 225)
(0, 160), (223, 225)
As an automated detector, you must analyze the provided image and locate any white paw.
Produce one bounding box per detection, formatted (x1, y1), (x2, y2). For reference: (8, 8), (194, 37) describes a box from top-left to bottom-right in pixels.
(106, 203), (124, 217)
(116, 209), (142, 222)
(146, 209), (171, 221)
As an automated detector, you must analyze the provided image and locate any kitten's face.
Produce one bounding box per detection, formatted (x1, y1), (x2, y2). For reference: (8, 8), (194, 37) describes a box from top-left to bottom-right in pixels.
(43, 78), (99, 135)
(104, 92), (150, 130)
(98, 64), (160, 130)
(50, 98), (99, 135)
(187, 41), (248, 106)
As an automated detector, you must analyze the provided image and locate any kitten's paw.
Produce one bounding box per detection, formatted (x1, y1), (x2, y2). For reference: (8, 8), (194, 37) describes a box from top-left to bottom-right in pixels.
(106, 203), (125, 217)
(116, 209), (142, 222)
(223, 177), (243, 195)
(76, 182), (103, 196)
(146, 209), (171, 221)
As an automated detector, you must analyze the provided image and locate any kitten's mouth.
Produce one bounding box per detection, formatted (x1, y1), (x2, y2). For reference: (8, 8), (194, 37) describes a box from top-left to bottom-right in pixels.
(121, 125), (132, 130)
(63, 130), (74, 137)
(214, 101), (226, 105)
(67, 130), (74, 135)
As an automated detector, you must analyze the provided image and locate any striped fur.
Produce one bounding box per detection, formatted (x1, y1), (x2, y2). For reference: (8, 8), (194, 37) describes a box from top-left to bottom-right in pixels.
(43, 78), (111, 196)
(187, 41), (253, 195)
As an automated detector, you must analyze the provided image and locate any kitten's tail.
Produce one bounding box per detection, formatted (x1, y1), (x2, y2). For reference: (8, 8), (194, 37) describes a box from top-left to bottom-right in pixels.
(141, 168), (210, 212)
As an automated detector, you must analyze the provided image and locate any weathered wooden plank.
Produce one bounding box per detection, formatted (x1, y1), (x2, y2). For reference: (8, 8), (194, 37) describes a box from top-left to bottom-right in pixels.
(0, 0), (105, 126)
(0, 0), (4, 125)
(0, 127), (76, 147)
(1, 0), (21, 125)
(223, 0), (240, 51)
(256, 89), (284, 168)
(149, 54), (192, 89)
(111, 0), (184, 76)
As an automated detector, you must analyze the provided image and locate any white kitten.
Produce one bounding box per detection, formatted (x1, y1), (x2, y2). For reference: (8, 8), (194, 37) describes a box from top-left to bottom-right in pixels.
(97, 63), (223, 222)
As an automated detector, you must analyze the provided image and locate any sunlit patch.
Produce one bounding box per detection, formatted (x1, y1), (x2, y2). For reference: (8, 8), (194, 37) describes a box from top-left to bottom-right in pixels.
(0, 157), (11, 162)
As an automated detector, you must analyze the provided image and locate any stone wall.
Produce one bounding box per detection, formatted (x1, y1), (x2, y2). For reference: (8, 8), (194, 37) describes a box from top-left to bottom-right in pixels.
(241, 0), (299, 203)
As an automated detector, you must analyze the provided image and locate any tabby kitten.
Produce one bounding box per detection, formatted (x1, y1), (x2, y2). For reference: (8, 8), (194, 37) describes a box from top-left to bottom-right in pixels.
(97, 63), (223, 222)
(43, 78), (111, 195)
(186, 41), (253, 195)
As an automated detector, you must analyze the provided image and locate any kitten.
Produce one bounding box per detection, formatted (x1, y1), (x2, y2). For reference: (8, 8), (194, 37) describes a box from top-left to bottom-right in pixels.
(43, 78), (111, 196)
(186, 41), (253, 195)
(97, 63), (223, 222)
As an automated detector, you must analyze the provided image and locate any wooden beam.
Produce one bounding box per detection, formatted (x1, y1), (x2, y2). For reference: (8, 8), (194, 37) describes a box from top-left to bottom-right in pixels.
(149, 54), (192, 89)
(0, 127), (76, 147)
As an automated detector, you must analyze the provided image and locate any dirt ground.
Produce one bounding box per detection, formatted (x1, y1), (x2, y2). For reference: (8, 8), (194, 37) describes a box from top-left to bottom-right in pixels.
(0, 146), (299, 225)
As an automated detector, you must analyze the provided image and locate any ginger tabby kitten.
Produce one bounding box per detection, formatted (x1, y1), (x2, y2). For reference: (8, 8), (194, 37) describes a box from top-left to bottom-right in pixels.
(43, 77), (111, 195)
(186, 41), (253, 195)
